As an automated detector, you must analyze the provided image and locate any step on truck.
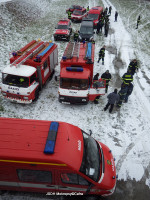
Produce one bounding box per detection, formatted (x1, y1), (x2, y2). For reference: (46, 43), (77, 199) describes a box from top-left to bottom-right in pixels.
(0, 40), (58, 103)
(0, 117), (117, 196)
(58, 42), (106, 104)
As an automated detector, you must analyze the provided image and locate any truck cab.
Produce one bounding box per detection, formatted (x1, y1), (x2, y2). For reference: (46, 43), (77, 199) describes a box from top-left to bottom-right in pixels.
(53, 19), (72, 41)
(66, 5), (83, 13)
(59, 42), (106, 104)
(71, 8), (87, 22)
(87, 6), (103, 28)
(0, 40), (58, 103)
(0, 117), (117, 196)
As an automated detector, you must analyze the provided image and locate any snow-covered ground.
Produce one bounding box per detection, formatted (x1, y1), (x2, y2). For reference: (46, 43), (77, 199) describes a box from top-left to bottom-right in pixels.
(0, 0), (150, 199)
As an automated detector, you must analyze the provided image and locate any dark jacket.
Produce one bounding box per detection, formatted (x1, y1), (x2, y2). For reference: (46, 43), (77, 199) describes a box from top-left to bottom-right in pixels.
(128, 60), (138, 72)
(107, 92), (119, 104)
(101, 72), (111, 84)
(93, 74), (99, 80)
(121, 71), (133, 85)
(99, 47), (105, 57)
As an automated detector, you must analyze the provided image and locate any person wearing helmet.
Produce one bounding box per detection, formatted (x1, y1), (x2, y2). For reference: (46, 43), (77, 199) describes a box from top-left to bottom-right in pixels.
(128, 59), (139, 75)
(97, 45), (106, 65)
(101, 70), (111, 93)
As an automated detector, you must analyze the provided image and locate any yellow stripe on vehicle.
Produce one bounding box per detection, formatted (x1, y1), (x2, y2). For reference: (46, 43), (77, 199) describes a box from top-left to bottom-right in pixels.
(0, 159), (67, 166)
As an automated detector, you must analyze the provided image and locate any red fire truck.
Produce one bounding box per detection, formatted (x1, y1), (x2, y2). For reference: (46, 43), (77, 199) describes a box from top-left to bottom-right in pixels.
(58, 42), (106, 104)
(71, 7), (87, 22)
(87, 6), (103, 28)
(0, 40), (58, 103)
(0, 117), (117, 196)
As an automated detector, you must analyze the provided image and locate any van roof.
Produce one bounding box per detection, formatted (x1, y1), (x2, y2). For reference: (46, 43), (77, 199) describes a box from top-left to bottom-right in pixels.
(0, 118), (84, 170)
(81, 19), (93, 26)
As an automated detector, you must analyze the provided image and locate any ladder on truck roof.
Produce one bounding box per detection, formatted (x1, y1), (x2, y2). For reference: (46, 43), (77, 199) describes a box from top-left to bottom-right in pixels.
(10, 42), (46, 67)
(63, 42), (80, 59)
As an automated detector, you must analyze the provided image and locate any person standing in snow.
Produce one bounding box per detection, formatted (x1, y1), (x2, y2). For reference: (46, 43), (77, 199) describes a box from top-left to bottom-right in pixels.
(128, 59), (139, 75)
(114, 11), (118, 22)
(104, 89), (119, 113)
(68, 10), (72, 20)
(124, 82), (134, 103)
(101, 70), (111, 93)
(136, 15), (141, 29)
(93, 73), (99, 81)
(97, 45), (106, 65)
(74, 30), (79, 42)
(121, 69), (133, 85)
(97, 19), (104, 34)
(116, 83), (128, 108)
(104, 22), (109, 37)
(87, 6), (89, 12)
(108, 6), (112, 15)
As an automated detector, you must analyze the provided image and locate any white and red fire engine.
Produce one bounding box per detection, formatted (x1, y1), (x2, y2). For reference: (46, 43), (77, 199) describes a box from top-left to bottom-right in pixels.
(58, 42), (106, 104)
(0, 117), (117, 196)
(0, 40), (58, 103)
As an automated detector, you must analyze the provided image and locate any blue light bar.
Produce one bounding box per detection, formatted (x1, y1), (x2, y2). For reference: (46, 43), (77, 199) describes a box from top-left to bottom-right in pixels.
(44, 122), (59, 154)
(86, 43), (92, 59)
(66, 67), (83, 72)
(38, 43), (54, 57)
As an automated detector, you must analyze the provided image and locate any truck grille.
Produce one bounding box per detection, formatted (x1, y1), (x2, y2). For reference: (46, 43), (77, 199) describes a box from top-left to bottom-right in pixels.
(7, 93), (21, 99)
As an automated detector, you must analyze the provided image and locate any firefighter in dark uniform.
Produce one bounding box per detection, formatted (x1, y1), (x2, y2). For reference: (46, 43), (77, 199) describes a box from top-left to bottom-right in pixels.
(101, 70), (111, 93)
(121, 69), (133, 85)
(104, 22), (109, 37)
(68, 10), (72, 20)
(115, 11), (118, 22)
(74, 30), (79, 42)
(124, 82), (134, 103)
(136, 15), (140, 29)
(108, 6), (112, 15)
(116, 83), (128, 108)
(97, 45), (106, 65)
(128, 59), (139, 75)
(93, 73), (99, 81)
(87, 6), (89, 12)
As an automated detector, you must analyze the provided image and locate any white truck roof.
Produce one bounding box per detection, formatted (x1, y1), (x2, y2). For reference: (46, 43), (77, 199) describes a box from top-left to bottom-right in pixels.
(2, 65), (36, 77)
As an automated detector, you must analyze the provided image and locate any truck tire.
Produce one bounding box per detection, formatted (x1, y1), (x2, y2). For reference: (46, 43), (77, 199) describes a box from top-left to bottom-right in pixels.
(34, 88), (39, 101)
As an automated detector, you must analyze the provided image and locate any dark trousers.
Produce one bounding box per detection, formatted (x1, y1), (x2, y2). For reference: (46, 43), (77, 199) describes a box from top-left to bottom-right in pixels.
(105, 84), (108, 93)
(104, 102), (114, 113)
(98, 56), (104, 64)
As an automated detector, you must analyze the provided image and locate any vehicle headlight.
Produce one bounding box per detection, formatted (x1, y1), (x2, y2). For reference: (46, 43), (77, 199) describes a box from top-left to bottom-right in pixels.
(82, 99), (87, 102)
(60, 97), (64, 100)
(2, 92), (6, 96)
(23, 97), (29, 100)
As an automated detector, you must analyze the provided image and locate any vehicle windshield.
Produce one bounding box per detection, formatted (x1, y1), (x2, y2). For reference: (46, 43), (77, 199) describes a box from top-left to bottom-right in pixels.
(80, 131), (100, 182)
(57, 25), (68, 29)
(73, 10), (82, 15)
(80, 27), (93, 34)
(60, 78), (88, 90)
(2, 73), (29, 88)
(88, 14), (99, 20)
